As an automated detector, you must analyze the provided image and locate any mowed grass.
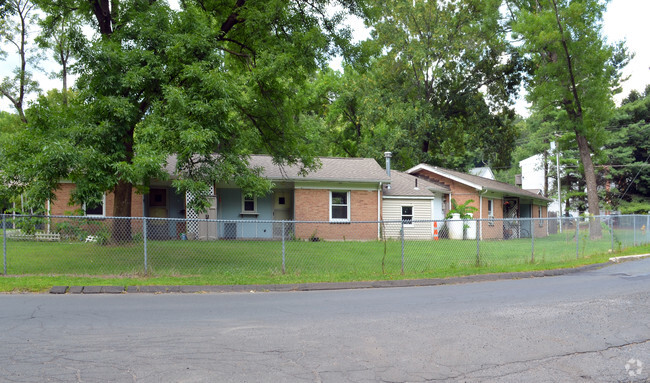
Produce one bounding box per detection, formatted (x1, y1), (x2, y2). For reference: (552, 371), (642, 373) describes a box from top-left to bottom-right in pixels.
(1, 228), (648, 292)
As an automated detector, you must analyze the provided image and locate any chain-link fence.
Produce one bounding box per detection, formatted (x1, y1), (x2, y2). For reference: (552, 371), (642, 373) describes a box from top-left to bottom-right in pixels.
(2, 214), (649, 277)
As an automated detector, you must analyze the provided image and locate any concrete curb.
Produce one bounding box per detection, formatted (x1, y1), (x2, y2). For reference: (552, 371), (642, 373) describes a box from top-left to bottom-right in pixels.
(48, 261), (616, 295)
(609, 253), (650, 263)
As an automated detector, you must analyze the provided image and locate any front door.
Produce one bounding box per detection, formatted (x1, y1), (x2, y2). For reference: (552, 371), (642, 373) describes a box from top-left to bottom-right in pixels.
(149, 188), (168, 239)
(272, 190), (293, 238)
(503, 198), (520, 239)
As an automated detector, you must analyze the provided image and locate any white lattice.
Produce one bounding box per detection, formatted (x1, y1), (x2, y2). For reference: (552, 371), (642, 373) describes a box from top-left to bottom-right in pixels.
(185, 185), (214, 236)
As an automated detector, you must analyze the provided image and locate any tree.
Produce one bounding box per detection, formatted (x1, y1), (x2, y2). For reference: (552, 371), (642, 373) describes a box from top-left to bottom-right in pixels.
(509, 0), (629, 238)
(603, 89), (650, 212)
(34, 0), (83, 105)
(0, 0), (40, 123)
(1, 0), (365, 240)
(327, 0), (522, 171)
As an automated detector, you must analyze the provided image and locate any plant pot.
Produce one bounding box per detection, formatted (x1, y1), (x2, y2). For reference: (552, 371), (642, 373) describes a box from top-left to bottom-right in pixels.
(448, 213), (464, 240)
(465, 213), (476, 240)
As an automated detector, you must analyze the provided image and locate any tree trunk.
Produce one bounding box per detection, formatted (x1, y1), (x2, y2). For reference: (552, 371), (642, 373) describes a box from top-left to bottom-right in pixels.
(575, 132), (602, 239)
(112, 180), (133, 242)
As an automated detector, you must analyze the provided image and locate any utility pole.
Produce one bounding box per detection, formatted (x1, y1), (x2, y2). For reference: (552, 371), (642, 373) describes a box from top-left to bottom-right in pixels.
(552, 140), (563, 233)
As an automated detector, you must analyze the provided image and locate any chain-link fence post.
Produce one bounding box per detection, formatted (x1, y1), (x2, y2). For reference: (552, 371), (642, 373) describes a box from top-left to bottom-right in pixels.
(143, 217), (148, 275)
(281, 220), (286, 274)
(575, 217), (580, 259)
(633, 214), (637, 247)
(475, 218), (480, 266)
(531, 217), (535, 263)
(610, 215), (614, 252)
(400, 220), (405, 275)
(2, 214), (6, 275)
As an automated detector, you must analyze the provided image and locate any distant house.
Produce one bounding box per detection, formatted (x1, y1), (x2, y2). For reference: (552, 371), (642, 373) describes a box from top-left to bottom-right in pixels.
(519, 153), (562, 215)
(468, 167), (496, 180)
(406, 164), (552, 239)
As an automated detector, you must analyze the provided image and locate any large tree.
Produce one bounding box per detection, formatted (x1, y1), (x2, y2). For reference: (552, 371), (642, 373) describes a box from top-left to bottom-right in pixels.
(509, 0), (629, 238)
(337, 0), (522, 171)
(603, 88), (650, 212)
(0, 0), (40, 123)
(1, 0), (363, 239)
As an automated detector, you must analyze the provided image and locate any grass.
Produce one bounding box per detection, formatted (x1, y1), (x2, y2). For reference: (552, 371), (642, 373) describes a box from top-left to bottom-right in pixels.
(1, 227), (649, 292)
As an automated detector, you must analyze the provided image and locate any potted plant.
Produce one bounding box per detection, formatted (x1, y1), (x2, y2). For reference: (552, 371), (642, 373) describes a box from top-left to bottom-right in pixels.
(446, 199), (478, 240)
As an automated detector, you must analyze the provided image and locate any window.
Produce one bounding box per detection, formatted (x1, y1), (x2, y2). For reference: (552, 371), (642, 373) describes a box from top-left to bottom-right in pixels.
(242, 195), (257, 214)
(487, 199), (494, 226)
(330, 191), (350, 222)
(84, 195), (106, 217)
(538, 206), (543, 227)
(402, 206), (413, 226)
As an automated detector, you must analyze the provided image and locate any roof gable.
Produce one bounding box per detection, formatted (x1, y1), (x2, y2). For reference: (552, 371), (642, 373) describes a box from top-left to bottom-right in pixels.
(406, 163), (553, 202)
(382, 170), (450, 198)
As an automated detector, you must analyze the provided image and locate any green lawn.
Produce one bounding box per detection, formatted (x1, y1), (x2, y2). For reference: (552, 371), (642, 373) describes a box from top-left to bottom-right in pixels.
(2, 226), (648, 292)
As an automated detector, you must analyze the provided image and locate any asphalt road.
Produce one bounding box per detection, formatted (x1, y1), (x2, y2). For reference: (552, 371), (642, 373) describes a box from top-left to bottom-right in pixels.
(1, 259), (650, 383)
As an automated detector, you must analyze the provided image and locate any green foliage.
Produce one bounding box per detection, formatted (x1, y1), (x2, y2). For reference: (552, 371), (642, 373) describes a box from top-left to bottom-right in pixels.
(509, 0), (629, 224)
(0, 0), (41, 123)
(1, 0), (364, 215)
(603, 90), (650, 207)
(446, 199), (478, 220)
(617, 198), (650, 215)
(319, 0), (521, 171)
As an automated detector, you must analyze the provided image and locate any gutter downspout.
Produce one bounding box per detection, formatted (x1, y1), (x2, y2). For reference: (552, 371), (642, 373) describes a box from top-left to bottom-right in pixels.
(47, 199), (51, 234)
(479, 188), (488, 240)
(378, 183), (382, 239)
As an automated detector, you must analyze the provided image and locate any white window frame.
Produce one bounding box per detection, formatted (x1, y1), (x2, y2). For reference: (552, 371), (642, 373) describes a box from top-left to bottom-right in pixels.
(83, 194), (106, 217)
(538, 205), (543, 227)
(329, 191), (350, 222)
(401, 206), (414, 226)
(241, 195), (258, 214)
(487, 199), (494, 226)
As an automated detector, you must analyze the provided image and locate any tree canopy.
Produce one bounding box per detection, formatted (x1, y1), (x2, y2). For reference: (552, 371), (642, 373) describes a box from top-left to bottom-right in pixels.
(318, 0), (522, 171)
(508, 0), (629, 237)
(1, 0), (366, 222)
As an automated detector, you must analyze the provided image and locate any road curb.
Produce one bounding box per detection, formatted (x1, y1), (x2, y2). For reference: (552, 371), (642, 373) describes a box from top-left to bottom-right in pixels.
(48, 260), (620, 295)
(609, 253), (650, 263)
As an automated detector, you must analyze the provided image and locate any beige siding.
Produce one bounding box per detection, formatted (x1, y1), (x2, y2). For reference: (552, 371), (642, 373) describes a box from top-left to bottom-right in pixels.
(382, 199), (433, 239)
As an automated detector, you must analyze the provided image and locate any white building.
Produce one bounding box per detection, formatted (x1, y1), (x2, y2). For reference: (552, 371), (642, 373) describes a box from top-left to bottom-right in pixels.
(519, 153), (562, 214)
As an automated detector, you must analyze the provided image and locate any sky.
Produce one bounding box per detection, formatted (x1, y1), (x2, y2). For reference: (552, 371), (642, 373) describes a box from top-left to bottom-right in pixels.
(1, 0), (648, 116)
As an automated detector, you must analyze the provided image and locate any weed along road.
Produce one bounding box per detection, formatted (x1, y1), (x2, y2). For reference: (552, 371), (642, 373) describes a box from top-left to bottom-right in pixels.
(1, 260), (649, 382)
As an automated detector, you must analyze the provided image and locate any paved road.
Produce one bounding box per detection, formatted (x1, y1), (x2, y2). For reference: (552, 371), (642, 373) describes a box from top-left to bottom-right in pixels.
(1, 259), (649, 383)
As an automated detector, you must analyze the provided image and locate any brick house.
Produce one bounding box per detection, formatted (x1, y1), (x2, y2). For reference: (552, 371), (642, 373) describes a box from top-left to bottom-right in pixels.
(48, 155), (550, 241)
(50, 155), (391, 240)
(406, 164), (552, 239)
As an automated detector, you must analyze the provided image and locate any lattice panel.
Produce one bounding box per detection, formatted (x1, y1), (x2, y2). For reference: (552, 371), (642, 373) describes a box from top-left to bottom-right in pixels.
(185, 185), (214, 236)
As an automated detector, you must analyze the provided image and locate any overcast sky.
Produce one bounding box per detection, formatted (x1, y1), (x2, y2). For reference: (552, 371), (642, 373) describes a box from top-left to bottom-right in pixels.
(1, 0), (648, 116)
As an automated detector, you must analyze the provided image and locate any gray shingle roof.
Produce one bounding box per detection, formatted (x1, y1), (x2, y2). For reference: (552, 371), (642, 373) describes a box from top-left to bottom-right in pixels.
(408, 164), (553, 202)
(248, 155), (391, 183)
(165, 155), (391, 183)
(382, 170), (450, 197)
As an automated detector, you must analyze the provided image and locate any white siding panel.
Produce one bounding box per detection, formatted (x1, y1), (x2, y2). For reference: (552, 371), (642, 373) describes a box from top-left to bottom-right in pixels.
(382, 199), (433, 239)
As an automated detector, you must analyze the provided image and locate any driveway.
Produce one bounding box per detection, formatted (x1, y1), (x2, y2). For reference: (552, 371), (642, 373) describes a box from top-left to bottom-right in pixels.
(1, 259), (649, 382)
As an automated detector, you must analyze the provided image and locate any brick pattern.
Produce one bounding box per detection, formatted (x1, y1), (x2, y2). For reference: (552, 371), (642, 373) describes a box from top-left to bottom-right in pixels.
(50, 184), (143, 217)
(481, 198), (504, 240)
(533, 204), (548, 237)
(294, 189), (379, 240)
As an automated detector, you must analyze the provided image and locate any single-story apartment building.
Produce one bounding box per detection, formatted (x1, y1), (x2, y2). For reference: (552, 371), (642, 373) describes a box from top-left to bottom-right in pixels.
(47, 154), (550, 241)
(406, 164), (553, 239)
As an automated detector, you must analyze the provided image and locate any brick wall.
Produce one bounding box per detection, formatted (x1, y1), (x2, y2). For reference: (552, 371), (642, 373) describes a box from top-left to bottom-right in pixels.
(481, 197), (504, 240)
(294, 188), (379, 240)
(533, 204), (548, 237)
(50, 183), (143, 217)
